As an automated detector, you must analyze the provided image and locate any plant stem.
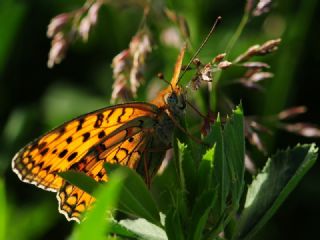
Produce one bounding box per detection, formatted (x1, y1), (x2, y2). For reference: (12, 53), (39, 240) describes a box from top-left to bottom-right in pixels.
(210, 10), (249, 112)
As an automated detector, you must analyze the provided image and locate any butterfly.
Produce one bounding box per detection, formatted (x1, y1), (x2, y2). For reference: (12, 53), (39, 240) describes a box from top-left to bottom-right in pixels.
(12, 45), (188, 222)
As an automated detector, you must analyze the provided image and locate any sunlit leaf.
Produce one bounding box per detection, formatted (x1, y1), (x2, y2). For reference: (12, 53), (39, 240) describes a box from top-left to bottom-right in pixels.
(236, 144), (318, 239)
(204, 115), (228, 228)
(119, 218), (167, 240)
(223, 105), (245, 206)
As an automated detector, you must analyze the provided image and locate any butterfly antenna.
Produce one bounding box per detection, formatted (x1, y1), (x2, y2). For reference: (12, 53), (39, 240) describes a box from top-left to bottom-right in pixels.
(157, 72), (174, 91)
(177, 16), (222, 84)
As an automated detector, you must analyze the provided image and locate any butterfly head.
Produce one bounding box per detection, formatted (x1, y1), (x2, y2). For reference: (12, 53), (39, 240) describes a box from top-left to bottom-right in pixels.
(164, 86), (186, 116)
(151, 45), (187, 115)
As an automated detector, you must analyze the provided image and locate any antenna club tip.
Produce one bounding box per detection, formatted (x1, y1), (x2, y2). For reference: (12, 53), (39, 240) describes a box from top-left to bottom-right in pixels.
(157, 72), (164, 79)
(217, 16), (222, 20)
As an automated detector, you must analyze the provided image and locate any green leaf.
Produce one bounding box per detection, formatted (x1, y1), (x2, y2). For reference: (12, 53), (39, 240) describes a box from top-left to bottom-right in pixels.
(150, 159), (180, 212)
(202, 146), (215, 162)
(171, 139), (189, 221)
(105, 164), (161, 225)
(58, 171), (100, 195)
(119, 218), (167, 240)
(70, 169), (126, 240)
(204, 116), (229, 227)
(174, 113), (196, 160)
(165, 208), (184, 240)
(188, 190), (216, 240)
(197, 145), (215, 193)
(181, 142), (197, 206)
(236, 144), (318, 239)
(175, 140), (187, 192)
(202, 105), (245, 237)
(223, 105), (245, 206)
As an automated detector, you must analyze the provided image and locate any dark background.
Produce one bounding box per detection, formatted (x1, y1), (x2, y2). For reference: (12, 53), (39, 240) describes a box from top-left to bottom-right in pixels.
(0, 0), (319, 239)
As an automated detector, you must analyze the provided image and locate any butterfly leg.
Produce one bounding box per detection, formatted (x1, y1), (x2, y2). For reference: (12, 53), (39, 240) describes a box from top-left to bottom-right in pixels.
(144, 145), (172, 187)
(143, 151), (151, 188)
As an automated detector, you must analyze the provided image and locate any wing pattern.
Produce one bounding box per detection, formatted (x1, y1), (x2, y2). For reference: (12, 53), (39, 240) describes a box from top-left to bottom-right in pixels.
(12, 103), (161, 221)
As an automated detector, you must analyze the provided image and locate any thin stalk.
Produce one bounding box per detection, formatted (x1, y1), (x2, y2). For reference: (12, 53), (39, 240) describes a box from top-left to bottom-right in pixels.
(210, 10), (250, 112)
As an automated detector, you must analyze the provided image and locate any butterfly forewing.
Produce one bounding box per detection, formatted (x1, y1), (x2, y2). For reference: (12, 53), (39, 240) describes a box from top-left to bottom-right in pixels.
(12, 103), (158, 191)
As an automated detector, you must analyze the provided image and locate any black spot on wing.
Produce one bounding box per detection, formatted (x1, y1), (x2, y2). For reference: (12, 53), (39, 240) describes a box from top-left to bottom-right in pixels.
(66, 136), (72, 144)
(67, 152), (78, 161)
(77, 119), (85, 131)
(29, 142), (38, 151)
(38, 142), (47, 150)
(98, 131), (106, 139)
(40, 147), (49, 156)
(113, 155), (119, 163)
(59, 127), (66, 134)
(59, 149), (68, 158)
(117, 108), (125, 123)
(94, 113), (104, 128)
(105, 109), (114, 123)
(82, 132), (90, 142)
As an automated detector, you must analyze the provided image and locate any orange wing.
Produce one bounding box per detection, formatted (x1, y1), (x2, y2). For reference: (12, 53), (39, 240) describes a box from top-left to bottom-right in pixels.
(12, 102), (161, 221)
(12, 45), (187, 222)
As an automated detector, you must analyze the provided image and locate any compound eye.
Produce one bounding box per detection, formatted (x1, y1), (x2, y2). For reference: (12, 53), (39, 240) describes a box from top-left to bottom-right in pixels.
(166, 93), (177, 104)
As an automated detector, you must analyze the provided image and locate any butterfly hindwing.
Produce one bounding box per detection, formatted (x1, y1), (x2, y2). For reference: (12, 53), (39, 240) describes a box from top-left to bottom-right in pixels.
(57, 128), (152, 221)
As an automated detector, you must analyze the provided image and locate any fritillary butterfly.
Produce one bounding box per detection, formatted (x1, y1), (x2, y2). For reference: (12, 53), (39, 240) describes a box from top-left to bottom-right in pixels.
(12, 46), (187, 222)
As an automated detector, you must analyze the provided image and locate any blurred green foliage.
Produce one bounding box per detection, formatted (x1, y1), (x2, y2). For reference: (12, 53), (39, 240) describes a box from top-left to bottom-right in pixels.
(1, 0), (319, 239)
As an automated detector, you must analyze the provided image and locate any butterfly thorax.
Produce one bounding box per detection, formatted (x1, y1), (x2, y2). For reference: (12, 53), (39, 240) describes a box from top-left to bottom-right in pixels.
(150, 85), (186, 143)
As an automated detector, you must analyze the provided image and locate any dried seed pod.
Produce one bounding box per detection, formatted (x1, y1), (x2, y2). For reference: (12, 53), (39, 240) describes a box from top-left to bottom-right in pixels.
(217, 60), (232, 69)
(278, 106), (307, 120)
(47, 32), (70, 68)
(47, 13), (71, 38)
(253, 0), (273, 16)
(280, 123), (320, 138)
(241, 61), (270, 69)
(111, 32), (153, 102)
(212, 53), (226, 63)
(234, 38), (281, 63)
